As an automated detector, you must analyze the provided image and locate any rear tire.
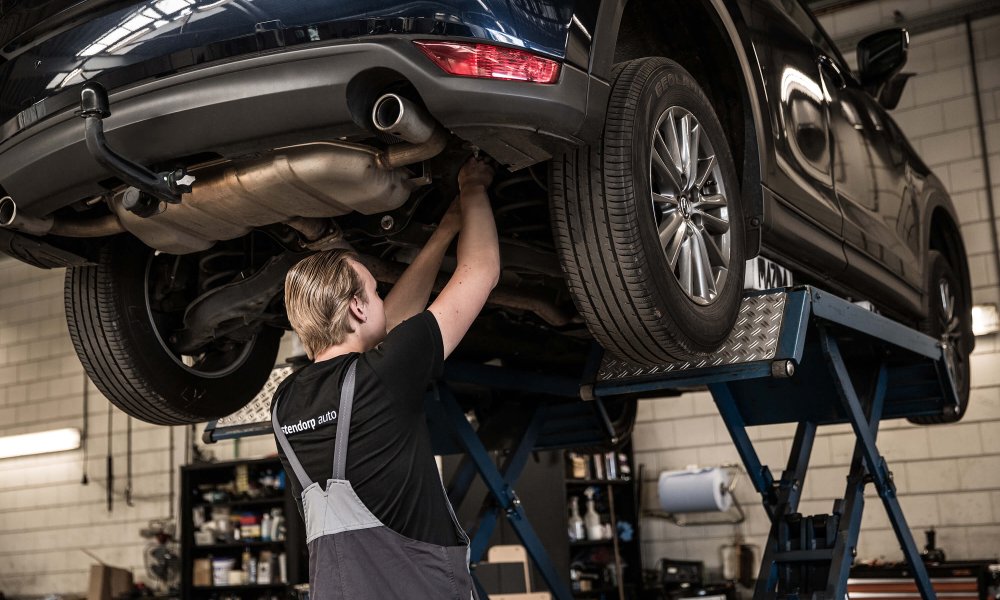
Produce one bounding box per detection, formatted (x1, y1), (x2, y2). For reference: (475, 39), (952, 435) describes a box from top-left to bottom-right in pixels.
(551, 58), (745, 365)
(65, 237), (281, 425)
(909, 250), (971, 424)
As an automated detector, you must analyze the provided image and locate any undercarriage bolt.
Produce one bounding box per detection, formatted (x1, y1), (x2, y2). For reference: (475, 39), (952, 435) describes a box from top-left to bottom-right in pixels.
(380, 215), (394, 231)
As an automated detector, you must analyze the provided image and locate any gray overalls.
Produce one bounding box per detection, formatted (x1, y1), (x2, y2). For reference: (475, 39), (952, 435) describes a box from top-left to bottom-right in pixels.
(272, 359), (475, 599)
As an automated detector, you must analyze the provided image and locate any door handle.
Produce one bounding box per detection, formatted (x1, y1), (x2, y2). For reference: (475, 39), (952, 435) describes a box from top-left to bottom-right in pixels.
(819, 54), (847, 90)
(819, 55), (846, 89)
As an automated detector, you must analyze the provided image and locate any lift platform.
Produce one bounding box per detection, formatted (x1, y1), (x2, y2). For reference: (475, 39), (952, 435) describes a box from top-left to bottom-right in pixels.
(591, 286), (955, 600)
(204, 286), (958, 600)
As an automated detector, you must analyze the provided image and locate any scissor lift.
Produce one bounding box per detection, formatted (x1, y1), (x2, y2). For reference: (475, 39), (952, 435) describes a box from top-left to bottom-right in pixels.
(206, 286), (958, 600)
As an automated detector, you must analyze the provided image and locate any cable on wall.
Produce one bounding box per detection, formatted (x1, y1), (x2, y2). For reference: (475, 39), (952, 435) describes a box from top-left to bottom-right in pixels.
(81, 371), (89, 485)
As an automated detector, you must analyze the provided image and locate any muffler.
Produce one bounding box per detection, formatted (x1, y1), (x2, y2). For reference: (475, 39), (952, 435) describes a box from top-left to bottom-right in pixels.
(4, 91), (450, 254)
(110, 141), (426, 254)
(110, 95), (451, 254)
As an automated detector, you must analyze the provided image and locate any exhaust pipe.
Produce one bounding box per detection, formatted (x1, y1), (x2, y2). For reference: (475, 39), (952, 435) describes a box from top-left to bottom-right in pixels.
(373, 93), (436, 143)
(1, 195), (125, 238)
(1, 196), (53, 235)
(1, 95), (450, 251)
(372, 94), (448, 168)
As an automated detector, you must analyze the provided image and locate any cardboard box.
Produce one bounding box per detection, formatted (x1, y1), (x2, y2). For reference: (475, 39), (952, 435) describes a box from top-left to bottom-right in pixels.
(87, 565), (133, 600)
(193, 558), (213, 587)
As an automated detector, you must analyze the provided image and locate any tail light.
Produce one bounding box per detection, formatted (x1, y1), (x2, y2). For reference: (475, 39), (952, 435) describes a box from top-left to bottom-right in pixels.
(413, 40), (561, 84)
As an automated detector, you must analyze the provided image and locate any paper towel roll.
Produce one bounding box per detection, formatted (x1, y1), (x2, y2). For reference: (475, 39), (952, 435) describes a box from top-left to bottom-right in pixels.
(658, 467), (732, 513)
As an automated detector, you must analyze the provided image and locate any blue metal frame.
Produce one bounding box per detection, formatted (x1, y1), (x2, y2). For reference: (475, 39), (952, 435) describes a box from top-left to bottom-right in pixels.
(596, 287), (958, 424)
(596, 286), (946, 600)
(205, 360), (620, 599)
(433, 384), (574, 600)
(819, 328), (935, 600)
(204, 286), (949, 600)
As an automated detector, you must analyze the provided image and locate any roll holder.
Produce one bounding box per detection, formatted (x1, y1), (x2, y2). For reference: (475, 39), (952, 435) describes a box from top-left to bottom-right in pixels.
(641, 463), (747, 526)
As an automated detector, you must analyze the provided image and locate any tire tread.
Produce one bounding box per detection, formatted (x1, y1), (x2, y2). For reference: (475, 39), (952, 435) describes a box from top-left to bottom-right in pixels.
(551, 57), (743, 364)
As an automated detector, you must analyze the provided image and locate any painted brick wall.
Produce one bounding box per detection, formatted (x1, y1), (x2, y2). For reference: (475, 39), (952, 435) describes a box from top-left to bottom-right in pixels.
(634, 10), (1000, 573)
(1, 3), (999, 596)
(0, 257), (281, 596)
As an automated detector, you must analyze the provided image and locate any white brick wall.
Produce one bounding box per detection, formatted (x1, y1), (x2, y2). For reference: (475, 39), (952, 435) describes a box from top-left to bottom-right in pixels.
(2, 3), (999, 594)
(0, 257), (280, 596)
(635, 10), (1000, 573)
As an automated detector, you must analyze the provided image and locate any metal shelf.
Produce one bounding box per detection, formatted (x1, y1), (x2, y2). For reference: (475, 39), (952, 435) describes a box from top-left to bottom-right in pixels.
(193, 496), (285, 510)
(565, 479), (631, 486)
(191, 540), (287, 551)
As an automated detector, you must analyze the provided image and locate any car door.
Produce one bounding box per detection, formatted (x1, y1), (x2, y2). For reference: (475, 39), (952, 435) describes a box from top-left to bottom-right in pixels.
(751, 0), (846, 278)
(815, 32), (923, 312)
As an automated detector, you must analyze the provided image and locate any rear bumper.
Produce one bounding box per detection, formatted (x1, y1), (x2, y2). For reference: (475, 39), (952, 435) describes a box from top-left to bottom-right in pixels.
(0, 36), (599, 216)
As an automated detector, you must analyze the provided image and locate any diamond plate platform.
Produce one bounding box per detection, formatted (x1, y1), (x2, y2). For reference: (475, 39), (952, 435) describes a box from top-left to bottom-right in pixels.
(597, 291), (787, 381)
(204, 365), (294, 441)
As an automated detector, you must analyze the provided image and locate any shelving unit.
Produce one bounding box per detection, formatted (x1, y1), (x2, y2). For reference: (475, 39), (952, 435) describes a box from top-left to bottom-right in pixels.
(564, 443), (642, 600)
(180, 457), (307, 598)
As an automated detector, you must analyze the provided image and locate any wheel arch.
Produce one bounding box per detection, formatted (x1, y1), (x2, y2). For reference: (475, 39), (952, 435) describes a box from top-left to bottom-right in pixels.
(927, 203), (974, 346)
(589, 0), (768, 257)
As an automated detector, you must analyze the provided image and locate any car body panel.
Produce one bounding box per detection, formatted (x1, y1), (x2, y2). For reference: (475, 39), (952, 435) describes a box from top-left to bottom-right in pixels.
(0, 0), (596, 142)
(827, 76), (925, 314)
(740, 0), (964, 322)
(0, 35), (594, 215)
(745, 0), (848, 277)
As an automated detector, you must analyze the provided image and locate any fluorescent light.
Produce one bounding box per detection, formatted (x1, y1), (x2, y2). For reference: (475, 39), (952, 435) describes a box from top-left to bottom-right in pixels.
(96, 26), (131, 48)
(154, 0), (192, 15)
(972, 304), (999, 336)
(122, 14), (154, 31)
(0, 428), (81, 459)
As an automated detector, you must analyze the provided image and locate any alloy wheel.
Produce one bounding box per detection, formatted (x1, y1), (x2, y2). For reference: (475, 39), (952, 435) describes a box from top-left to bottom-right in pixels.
(937, 277), (965, 400)
(649, 106), (731, 306)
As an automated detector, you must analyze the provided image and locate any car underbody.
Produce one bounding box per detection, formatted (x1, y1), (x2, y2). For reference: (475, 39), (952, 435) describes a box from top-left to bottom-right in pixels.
(0, 0), (974, 427)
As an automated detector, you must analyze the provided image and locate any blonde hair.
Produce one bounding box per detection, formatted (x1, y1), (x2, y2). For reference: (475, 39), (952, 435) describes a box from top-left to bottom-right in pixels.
(284, 250), (368, 359)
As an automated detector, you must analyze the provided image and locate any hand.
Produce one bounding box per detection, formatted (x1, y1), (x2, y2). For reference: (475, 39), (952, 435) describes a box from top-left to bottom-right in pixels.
(438, 197), (462, 234)
(457, 156), (495, 194)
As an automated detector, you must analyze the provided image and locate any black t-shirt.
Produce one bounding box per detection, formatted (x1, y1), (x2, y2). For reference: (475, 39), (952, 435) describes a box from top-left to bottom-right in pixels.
(272, 311), (461, 547)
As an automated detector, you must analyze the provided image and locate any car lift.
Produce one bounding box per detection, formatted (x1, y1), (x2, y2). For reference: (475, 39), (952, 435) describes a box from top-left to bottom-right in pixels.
(205, 286), (955, 600)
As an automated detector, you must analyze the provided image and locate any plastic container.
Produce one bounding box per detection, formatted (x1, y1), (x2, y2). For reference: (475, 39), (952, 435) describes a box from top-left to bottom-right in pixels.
(212, 557), (237, 586)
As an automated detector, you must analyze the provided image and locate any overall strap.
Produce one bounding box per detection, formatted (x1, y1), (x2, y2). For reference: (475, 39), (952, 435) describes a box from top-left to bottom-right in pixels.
(332, 358), (359, 480)
(271, 380), (314, 490)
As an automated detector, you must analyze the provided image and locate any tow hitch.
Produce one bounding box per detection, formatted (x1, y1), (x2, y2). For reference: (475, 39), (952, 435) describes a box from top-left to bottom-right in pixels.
(79, 82), (191, 217)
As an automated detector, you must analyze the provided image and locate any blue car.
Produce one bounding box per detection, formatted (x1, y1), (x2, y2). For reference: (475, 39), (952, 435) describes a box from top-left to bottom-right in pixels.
(0, 0), (972, 424)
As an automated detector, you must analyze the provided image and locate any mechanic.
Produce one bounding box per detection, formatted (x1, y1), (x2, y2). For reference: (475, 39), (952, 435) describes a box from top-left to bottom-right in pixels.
(270, 156), (499, 599)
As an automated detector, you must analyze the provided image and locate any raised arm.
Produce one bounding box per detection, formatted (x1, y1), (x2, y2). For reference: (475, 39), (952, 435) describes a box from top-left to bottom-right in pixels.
(429, 157), (500, 358)
(383, 199), (460, 332)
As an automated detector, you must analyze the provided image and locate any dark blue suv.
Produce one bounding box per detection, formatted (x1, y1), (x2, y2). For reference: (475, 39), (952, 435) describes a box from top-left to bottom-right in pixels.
(0, 0), (972, 425)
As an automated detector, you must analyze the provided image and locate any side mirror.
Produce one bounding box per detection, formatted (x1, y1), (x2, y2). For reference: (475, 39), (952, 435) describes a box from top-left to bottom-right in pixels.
(877, 72), (913, 110)
(857, 28), (910, 108)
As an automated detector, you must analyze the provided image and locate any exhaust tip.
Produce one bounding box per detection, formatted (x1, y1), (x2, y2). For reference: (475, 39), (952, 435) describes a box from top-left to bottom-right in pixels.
(372, 94), (404, 132)
(0, 196), (15, 227)
(371, 93), (437, 145)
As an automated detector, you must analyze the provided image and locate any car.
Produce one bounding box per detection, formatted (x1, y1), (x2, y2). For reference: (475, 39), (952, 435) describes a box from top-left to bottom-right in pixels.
(0, 0), (973, 426)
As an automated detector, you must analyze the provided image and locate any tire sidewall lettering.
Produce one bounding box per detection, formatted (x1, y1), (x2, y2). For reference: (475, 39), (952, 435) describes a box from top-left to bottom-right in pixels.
(631, 60), (746, 349)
